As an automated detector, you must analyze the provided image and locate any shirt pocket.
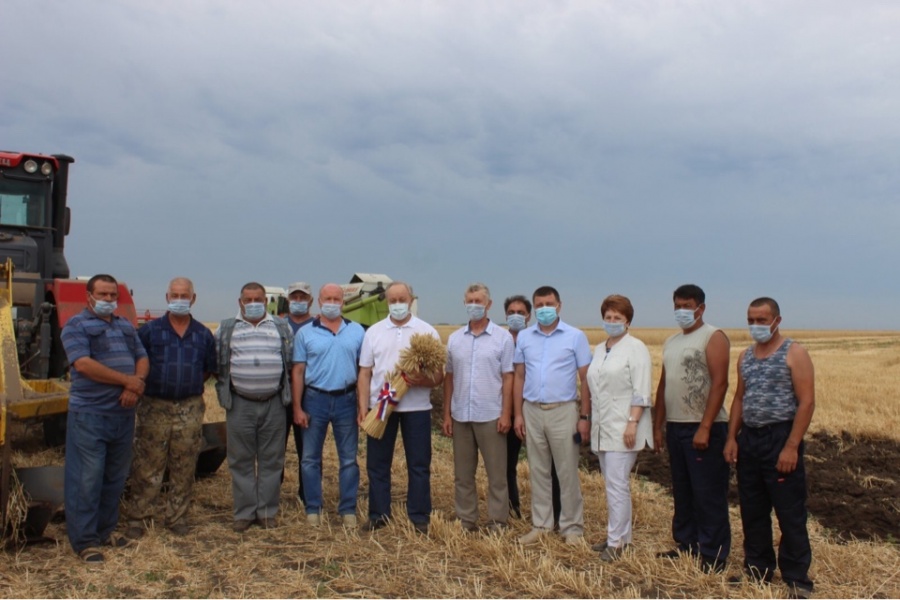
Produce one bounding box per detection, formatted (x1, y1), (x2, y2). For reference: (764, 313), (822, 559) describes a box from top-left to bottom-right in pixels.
(85, 324), (110, 355)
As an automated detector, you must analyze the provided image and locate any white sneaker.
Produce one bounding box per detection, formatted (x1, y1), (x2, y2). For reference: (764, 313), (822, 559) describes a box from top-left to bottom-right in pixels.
(341, 514), (358, 528)
(518, 528), (547, 545)
(307, 513), (321, 527)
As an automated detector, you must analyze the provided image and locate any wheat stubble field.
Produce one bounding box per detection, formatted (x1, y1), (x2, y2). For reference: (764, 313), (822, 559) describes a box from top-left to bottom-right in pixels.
(2, 328), (898, 598)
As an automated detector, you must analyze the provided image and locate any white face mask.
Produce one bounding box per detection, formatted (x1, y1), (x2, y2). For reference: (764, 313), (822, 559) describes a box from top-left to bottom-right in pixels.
(168, 299), (192, 316)
(674, 307), (699, 329)
(602, 321), (626, 337)
(749, 322), (777, 343)
(389, 302), (409, 321)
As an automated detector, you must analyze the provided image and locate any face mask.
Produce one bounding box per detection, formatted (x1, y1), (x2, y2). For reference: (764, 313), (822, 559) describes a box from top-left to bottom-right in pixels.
(389, 303), (410, 321)
(242, 302), (266, 320)
(91, 297), (117, 317)
(168, 299), (192, 316)
(506, 314), (527, 332)
(535, 306), (558, 326)
(320, 303), (342, 320)
(466, 303), (486, 321)
(674, 308), (698, 329)
(289, 301), (309, 316)
(749, 323), (777, 343)
(602, 321), (626, 337)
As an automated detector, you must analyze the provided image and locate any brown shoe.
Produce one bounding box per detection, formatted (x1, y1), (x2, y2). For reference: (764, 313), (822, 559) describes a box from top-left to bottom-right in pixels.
(257, 518), (277, 530)
(232, 519), (254, 533)
(168, 523), (191, 536)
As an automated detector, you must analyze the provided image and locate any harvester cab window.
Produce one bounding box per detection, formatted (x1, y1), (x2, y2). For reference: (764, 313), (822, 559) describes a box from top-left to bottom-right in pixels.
(0, 181), (47, 227)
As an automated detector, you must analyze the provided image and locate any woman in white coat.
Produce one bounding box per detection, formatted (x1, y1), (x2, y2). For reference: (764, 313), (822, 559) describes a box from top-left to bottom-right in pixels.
(587, 294), (653, 562)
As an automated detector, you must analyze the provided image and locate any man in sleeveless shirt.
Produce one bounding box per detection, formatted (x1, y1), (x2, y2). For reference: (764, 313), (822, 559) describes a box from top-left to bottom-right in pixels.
(724, 297), (815, 599)
(653, 284), (731, 572)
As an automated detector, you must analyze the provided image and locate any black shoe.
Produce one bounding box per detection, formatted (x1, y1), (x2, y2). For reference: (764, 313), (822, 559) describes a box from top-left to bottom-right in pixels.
(701, 557), (726, 574)
(361, 518), (388, 532)
(413, 522), (429, 535)
(787, 584), (812, 599)
(656, 548), (683, 559)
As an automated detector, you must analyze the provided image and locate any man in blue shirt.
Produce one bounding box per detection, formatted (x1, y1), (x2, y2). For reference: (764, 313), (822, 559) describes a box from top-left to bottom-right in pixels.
(122, 277), (216, 539)
(291, 283), (365, 528)
(513, 285), (592, 546)
(61, 274), (149, 562)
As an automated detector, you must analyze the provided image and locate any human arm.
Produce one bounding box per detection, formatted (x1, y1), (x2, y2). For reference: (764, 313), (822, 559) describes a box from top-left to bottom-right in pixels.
(577, 364), (590, 443)
(498, 371), (513, 434)
(777, 343), (815, 473)
(291, 362), (308, 428)
(403, 368), (444, 388)
(623, 341), (652, 450)
(357, 366), (373, 426)
(652, 366), (667, 453)
(723, 351), (746, 465)
(513, 363), (526, 440)
(442, 371), (454, 437)
(693, 330), (730, 450)
(72, 357), (146, 395)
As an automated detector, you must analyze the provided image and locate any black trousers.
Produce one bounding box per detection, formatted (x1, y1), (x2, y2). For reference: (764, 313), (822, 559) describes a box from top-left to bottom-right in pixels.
(666, 422), (732, 563)
(737, 421), (813, 591)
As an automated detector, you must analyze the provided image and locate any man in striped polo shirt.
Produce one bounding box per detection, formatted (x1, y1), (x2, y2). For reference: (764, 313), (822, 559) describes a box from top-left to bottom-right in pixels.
(215, 282), (294, 533)
(442, 283), (515, 532)
(725, 297), (815, 599)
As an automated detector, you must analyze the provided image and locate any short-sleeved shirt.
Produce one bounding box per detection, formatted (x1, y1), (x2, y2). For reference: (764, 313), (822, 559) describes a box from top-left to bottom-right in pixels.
(219, 312), (284, 397)
(359, 315), (442, 412)
(285, 315), (314, 336)
(445, 320), (515, 422)
(293, 317), (365, 391)
(62, 308), (147, 415)
(138, 314), (216, 400)
(513, 319), (592, 403)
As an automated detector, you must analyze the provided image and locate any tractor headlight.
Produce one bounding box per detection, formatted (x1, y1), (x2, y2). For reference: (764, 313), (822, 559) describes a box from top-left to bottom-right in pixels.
(41, 162), (53, 176)
(24, 159), (38, 174)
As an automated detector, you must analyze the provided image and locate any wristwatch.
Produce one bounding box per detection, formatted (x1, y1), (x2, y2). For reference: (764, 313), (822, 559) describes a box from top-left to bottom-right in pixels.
(579, 414), (590, 421)
(627, 416), (637, 423)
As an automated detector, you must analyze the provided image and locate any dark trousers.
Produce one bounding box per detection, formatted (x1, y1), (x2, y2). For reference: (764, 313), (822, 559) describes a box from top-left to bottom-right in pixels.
(737, 421), (813, 592)
(366, 409), (432, 525)
(667, 422), (731, 563)
(285, 405), (305, 504)
(506, 429), (561, 524)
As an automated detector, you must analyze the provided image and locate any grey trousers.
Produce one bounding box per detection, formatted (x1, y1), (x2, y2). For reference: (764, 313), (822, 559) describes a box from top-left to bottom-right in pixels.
(452, 419), (509, 526)
(226, 394), (287, 521)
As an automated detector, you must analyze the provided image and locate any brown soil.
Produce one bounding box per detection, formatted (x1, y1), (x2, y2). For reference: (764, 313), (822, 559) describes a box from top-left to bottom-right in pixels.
(606, 430), (900, 543)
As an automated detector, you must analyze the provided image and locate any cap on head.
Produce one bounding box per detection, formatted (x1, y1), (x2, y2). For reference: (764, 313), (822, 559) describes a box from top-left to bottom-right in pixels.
(287, 282), (312, 296)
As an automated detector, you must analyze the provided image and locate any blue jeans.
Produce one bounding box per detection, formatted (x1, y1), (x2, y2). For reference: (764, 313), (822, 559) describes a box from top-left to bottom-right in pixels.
(301, 388), (359, 515)
(366, 409), (432, 524)
(64, 409), (135, 553)
(666, 421), (731, 563)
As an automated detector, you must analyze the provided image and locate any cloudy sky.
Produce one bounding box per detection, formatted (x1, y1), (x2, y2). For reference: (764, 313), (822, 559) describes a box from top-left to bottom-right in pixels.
(3, 1), (898, 329)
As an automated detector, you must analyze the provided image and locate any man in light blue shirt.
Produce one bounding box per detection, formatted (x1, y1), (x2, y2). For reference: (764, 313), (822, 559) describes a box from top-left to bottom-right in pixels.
(291, 283), (365, 528)
(443, 283), (515, 531)
(513, 285), (592, 545)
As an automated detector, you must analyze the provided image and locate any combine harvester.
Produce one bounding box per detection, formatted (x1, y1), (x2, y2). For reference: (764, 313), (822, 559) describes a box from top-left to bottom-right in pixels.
(0, 150), (225, 545)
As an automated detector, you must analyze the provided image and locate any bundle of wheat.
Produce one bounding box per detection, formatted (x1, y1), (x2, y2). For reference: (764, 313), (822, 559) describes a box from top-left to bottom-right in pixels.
(361, 333), (446, 439)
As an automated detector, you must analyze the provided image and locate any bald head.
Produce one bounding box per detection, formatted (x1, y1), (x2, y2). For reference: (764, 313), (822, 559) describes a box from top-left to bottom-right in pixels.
(319, 283), (344, 305)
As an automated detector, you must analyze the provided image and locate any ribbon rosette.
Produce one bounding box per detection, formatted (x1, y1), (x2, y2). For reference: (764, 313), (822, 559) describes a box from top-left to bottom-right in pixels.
(375, 381), (398, 421)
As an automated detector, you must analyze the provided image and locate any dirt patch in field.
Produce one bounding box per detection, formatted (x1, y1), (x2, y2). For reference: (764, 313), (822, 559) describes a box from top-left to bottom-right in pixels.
(611, 430), (900, 543)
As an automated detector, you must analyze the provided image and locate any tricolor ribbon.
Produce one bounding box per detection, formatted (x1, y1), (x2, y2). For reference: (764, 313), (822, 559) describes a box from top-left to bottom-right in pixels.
(374, 381), (398, 421)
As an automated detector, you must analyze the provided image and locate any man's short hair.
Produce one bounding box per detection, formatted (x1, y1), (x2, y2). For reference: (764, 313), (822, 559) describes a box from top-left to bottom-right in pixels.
(168, 277), (194, 295)
(749, 297), (781, 317)
(241, 282), (265, 295)
(673, 284), (705, 305)
(86, 274), (117, 294)
(532, 285), (560, 303)
(386, 280), (414, 298)
(504, 295), (532, 314)
(601, 294), (635, 324)
(465, 283), (490, 299)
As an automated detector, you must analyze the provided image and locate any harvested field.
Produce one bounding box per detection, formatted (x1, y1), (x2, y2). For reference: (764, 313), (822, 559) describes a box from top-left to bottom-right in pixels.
(2, 329), (899, 598)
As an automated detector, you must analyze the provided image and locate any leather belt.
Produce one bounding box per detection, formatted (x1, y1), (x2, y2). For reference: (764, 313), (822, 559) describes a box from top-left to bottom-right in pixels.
(307, 383), (357, 396)
(533, 400), (576, 411)
(233, 387), (281, 402)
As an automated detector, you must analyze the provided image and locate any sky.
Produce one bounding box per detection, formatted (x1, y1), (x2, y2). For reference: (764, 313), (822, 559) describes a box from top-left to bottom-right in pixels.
(3, 0), (898, 329)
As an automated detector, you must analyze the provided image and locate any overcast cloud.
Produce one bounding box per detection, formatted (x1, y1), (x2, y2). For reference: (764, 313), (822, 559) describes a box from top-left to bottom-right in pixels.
(3, 0), (898, 329)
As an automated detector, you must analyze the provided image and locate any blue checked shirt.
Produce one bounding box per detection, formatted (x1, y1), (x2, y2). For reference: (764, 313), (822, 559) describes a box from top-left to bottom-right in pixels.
(138, 315), (217, 400)
(445, 320), (515, 422)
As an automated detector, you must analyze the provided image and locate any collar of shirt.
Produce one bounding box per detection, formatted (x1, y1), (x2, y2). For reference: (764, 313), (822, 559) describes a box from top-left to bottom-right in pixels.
(312, 316), (348, 334)
(526, 319), (571, 337)
(464, 319), (495, 336)
(386, 315), (418, 330)
(235, 311), (275, 326)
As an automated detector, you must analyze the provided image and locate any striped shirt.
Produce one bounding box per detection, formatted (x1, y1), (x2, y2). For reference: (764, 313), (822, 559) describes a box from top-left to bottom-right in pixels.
(445, 320), (515, 422)
(62, 309), (148, 415)
(221, 313), (284, 397)
(740, 339), (799, 427)
(138, 315), (216, 400)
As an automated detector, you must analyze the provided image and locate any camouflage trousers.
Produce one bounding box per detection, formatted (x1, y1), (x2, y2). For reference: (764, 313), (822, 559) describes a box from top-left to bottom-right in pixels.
(123, 395), (205, 528)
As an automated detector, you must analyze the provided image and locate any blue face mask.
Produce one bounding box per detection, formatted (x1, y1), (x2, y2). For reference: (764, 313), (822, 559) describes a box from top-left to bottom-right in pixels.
(242, 302), (266, 320)
(91, 297), (117, 317)
(749, 323), (777, 343)
(506, 314), (527, 332)
(602, 321), (626, 337)
(168, 299), (192, 316)
(535, 306), (558, 326)
(320, 303), (342, 320)
(389, 303), (410, 321)
(466, 303), (486, 321)
(674, 308), (698, 329)
(289, 301), (309, 316)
